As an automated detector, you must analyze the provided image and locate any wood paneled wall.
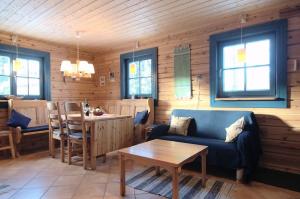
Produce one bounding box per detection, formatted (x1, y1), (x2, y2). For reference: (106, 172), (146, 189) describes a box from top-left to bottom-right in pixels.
(0, 32), (100, 147)
(94, 7), (300, 174)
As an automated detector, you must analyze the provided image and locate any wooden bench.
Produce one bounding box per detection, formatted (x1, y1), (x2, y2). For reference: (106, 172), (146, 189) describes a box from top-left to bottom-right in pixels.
(89, 98), (154, 143)
(8, 100), (49, 154)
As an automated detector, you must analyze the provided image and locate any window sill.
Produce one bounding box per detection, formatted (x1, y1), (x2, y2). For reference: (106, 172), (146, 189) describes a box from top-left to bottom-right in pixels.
(215, 97), (278, 101)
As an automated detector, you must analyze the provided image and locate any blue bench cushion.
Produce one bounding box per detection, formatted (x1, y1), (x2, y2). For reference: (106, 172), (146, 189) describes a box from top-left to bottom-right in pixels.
(21, 125), (49, 134)
(159, 135), (239, 169)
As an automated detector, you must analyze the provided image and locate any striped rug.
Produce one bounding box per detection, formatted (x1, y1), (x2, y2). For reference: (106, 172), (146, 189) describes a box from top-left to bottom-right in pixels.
(126, 167), (234, 199)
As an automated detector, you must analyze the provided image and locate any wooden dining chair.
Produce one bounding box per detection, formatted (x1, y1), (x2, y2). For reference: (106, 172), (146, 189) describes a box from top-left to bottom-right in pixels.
(0, 130), (16, 159)
(47, 101), (66, 162)
(64, 102), (89, 169)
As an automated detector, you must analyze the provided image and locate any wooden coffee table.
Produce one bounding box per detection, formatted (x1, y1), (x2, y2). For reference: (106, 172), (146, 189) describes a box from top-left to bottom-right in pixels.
(118, 139), (208, 199)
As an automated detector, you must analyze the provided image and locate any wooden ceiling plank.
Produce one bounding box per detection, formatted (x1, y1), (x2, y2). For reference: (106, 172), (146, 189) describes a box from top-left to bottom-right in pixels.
(17, 0), (128, 37)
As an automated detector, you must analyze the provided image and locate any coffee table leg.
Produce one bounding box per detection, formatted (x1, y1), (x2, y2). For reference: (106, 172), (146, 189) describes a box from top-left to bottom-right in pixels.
(120, 154), (126, 196)
(201, 152), (207, 187)
(172, 167), (179, 199)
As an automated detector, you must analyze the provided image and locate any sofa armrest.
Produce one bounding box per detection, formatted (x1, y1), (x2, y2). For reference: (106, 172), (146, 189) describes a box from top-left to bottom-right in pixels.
(236, 130), (261, 182)
(146, 124), (170, 140)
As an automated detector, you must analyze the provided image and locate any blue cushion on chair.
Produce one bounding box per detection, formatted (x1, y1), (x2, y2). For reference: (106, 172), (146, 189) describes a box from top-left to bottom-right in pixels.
(7, 109), (31, 129)
(134, 110), (148, 125)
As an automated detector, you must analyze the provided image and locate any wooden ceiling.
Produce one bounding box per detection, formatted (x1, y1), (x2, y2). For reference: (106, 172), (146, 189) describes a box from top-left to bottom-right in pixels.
(0, 0), (299, 51)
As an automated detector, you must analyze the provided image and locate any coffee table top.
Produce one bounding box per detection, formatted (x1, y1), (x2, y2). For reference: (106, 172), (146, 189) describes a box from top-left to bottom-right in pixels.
(119, 139), (208, 167)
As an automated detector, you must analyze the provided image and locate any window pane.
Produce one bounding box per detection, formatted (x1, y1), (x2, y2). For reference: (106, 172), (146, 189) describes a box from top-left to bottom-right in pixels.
(223, 44), (244, 69)
(16, 59), (29, 77)
(129, 79), (139, 96)
(140, 78), (151, 95)
(223, 69), (244, 92)
(17, 77), (28, 95)
(140, 59), (152, 77)
(29, 78), (40, 96)
(128, 61), (139, 78)
(246, 66), (270, 91)
(0, 56), (11, 75)
(246, 39), (270, 66)
(0, 76), (10, 95)
(29, 60), (40, 78)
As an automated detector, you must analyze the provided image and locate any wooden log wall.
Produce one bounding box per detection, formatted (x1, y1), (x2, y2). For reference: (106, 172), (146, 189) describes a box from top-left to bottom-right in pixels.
(0, 31), (100, 151)
(94, 7), (300, 174)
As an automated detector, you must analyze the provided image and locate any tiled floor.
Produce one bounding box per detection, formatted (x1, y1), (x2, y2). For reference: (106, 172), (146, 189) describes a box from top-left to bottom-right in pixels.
(0, 151), (299, 199)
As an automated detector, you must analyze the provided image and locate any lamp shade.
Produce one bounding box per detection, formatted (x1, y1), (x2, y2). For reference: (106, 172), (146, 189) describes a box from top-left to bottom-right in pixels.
(237, 48), (246, 63)
(60, 60), (72, 72)
(13, 59), (22, 72)
(78, 61), (88, 72)
(86, 64), (95, 74)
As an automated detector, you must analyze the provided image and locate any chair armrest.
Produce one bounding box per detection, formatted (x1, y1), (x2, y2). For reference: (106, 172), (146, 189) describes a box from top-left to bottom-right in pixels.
(146, 124), (170, 141)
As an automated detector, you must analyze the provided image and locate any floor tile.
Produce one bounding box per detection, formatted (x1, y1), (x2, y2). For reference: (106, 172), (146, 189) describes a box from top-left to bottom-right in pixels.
(53, 175), (84, 186)
(9, 187), (48, 199)
(104, 183), (134, 198)
(81, 173), (108, 184)
(24, 176), (58, 188)
(41, 186), (76, 199)
(73, 183), (106, 198)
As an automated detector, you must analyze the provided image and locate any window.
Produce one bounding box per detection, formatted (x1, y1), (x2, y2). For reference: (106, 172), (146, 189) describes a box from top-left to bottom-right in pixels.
(0, 44), (50, 100)
(120, 48), (157, 101)
(210, 19), (287, 108)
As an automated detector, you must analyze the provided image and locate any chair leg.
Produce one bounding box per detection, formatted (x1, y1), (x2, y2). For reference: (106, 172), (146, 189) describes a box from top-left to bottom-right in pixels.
(8, 133), (15, 159)
(49, 132), (52, 156)
(68, 139), (72, 165)
(60, 137), (65, 163)
(51, 138), (56, 158)
(82, 138), (88, 169)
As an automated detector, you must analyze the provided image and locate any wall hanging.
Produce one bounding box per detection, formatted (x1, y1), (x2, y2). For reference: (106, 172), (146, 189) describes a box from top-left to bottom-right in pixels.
(174, 44), (191, 99)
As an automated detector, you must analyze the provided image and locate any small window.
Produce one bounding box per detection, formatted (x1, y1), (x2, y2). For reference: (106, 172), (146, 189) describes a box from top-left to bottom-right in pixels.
(220, 35), (275, 97)
(120, 48), (157, 101)
(210, 19), (287, 108)
(0, 44), (50, 100)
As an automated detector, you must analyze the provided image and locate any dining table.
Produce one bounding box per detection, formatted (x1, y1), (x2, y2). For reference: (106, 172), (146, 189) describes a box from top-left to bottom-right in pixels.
(66, 113), (134, 170)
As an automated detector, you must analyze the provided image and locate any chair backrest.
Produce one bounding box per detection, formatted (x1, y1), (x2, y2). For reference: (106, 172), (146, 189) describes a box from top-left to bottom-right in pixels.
(64, 102), (85, 134)
(8, 99), (48, 127)
(47, 102), (64, 134)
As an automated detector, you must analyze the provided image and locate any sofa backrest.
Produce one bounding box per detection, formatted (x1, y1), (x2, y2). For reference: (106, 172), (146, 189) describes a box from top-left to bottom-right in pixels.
(171, 109), (258, 140)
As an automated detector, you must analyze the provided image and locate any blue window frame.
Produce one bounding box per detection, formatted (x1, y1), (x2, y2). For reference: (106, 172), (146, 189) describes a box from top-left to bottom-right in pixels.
(210, 19), (287, 108)
(0, 43), (51, 101)
(120, 47), (157, 102)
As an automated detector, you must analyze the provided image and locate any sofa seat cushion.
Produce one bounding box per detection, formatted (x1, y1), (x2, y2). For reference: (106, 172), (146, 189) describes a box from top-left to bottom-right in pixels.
(21, 125), (49, 134)
(159, 135), (239, 169)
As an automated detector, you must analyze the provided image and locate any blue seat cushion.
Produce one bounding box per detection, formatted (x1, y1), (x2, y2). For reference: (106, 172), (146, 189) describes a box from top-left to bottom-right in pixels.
(134, 110), (148, 125)
(69, 132), (91, 140)
(7, 109), (31, 129)
(21, 125), (49, 134)
(159, 135), (239, 169)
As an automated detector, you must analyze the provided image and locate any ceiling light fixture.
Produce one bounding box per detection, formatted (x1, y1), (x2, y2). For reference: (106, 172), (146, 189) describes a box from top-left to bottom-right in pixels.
(237, 14), (247, 63)
(11, 35), (22, 73)
(60, 31), (95, 81)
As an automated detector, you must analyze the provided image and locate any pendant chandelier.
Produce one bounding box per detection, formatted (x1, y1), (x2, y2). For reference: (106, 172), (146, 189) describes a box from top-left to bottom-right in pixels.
(60, 32), (95, 80)
(11, 35), (22, 73)
(237, 15), (247, 63)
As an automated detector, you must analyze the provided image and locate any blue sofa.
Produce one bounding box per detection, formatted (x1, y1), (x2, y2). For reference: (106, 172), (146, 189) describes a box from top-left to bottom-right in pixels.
(147, 109), (261, 182)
